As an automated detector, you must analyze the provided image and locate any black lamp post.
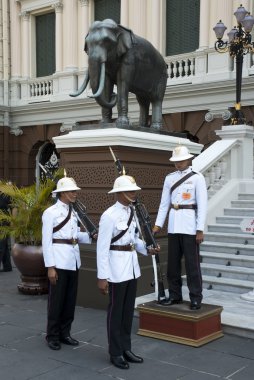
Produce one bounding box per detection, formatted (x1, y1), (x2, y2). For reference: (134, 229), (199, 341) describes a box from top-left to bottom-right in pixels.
(213, 4), (254, 125)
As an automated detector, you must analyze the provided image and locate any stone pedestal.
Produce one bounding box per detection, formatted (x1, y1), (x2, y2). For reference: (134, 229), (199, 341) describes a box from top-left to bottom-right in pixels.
(137, 301), (223, 347)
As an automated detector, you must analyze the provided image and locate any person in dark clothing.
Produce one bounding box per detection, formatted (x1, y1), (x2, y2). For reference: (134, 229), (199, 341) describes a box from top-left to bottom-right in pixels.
(0, 193), (12, 272)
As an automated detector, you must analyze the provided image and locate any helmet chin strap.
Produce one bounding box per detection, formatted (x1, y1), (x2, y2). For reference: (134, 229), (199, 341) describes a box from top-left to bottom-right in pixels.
(123, 192), (135, 204)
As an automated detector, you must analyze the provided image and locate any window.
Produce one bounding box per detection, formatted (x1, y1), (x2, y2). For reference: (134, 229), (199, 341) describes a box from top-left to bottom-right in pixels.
(166, 0), (200, 56)
(94, 0), (121, 23)
(36, 13), (55, 77)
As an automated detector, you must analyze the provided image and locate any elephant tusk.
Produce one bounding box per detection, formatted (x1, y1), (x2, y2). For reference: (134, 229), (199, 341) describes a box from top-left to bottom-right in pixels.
(69, 71), (90, 97)
(88, 62), (105, 98)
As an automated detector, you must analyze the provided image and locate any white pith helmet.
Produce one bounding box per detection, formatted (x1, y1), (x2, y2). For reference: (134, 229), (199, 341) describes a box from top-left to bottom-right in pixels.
(169, 145), (194, 162)
(52, 177), (81, 193)
(108, 175), (141, 194)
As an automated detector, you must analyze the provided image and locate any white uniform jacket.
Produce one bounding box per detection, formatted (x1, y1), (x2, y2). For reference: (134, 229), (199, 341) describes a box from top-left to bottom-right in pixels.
(42, 199), (91, 270)
(155, 167), (207, 235)
(97, 201), (148, 283)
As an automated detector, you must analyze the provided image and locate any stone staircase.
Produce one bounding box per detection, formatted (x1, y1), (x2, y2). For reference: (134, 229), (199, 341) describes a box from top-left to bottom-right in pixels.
(199, 192), (254, 294)
(137, 192), (254, 338)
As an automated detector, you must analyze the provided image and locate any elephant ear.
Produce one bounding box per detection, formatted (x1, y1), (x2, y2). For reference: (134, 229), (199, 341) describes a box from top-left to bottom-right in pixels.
(117, 25), (136, 56)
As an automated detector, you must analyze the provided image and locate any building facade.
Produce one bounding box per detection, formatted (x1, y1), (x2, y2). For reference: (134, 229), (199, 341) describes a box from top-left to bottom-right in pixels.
(0, 0), (254, 184)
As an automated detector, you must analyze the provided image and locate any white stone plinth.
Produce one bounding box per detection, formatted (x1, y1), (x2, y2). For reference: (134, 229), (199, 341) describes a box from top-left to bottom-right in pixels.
(53, 126), (203, 154)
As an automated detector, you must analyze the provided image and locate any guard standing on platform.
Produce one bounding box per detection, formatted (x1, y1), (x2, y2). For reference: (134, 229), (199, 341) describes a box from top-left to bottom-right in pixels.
(97, 175), (159, 370)
(42, 176), (91, 350)
(153, 145), (207, 310)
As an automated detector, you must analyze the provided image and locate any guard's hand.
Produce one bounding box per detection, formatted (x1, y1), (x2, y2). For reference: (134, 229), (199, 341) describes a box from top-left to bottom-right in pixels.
(48, 267), (58, 285)
(148, 245), (161, 255)
(196, 230), (204, 244)
(152, 226), (161, 235)
(97, 279), (109, 295)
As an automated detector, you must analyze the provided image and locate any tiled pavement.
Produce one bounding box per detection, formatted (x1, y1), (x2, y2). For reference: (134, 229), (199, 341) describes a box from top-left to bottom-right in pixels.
(1, 268), (254, 380)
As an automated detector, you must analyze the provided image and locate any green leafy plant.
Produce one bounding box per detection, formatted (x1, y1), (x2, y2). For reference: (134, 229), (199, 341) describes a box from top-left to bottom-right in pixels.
(0, 170), (63, 245)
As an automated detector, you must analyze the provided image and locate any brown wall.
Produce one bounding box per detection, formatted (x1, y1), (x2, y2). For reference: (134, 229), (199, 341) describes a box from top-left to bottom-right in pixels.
(0, 124), (62, 185)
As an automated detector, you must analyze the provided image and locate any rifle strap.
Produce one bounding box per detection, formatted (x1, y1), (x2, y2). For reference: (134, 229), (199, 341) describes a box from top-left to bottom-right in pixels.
(111, 207), (134, 244)
(53, 205), (72, 233)
(170, 171), (196, 195)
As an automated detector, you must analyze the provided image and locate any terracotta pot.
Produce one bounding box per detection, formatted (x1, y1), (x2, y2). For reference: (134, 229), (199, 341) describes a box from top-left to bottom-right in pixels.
(12, 243), (48, 295)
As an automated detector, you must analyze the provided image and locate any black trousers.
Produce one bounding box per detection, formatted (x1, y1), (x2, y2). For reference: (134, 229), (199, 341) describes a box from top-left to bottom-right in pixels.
(167, 233), (202, 303)
(47, 268), (79, 342)
(0, 237), (12, 270)
(107, 279), (137, 356)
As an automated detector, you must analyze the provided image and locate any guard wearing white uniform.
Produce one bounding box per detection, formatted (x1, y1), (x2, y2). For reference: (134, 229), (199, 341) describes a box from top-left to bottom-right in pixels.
(153, 146), (207, 310)
(97, 175), (159, 370)
(42, 177), (91, 350)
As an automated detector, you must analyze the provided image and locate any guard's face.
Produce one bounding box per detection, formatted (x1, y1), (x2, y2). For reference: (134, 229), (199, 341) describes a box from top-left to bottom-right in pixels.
(60, 190), (78, 204)
(174, 159), (190, 171)
(117, 191), (137, 205)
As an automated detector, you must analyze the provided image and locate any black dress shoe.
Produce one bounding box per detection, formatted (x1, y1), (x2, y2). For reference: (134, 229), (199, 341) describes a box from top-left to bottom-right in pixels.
(159, 297), (183, 306)
(60, 336), (79, 346)
(48, 340), (61, 350)
(123, 350), (143, 363)
(110, 355), (129, 369)
(190, 301), (201, 310)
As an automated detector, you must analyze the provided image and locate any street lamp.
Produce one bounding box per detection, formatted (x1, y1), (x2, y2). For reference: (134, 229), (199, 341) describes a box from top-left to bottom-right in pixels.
(213, 4), (254, 125)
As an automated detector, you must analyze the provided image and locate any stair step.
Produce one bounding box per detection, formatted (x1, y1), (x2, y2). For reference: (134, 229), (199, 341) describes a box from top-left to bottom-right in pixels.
(200, 241), (254, 255)
(201, 263), (254, 281)
(224, 208), (254, 216)
(208, 224), (242, 234)
(216, 216), (251, 225)
(205, 232), (254, 245)
(182, 274), (254, 293)
(238, 193), (254, 200)
(201, 251), (254, 268)
(231, 200), (254, 208)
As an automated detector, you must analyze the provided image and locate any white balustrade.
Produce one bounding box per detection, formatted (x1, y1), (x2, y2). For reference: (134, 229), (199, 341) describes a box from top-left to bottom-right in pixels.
(29, 79), (53, 98)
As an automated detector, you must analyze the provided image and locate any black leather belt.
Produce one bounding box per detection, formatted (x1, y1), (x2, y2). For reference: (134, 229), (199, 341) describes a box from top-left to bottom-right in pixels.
(53, 238), (78, 245)
(170, 204), (197, 210)
(110, 244), (135, 251)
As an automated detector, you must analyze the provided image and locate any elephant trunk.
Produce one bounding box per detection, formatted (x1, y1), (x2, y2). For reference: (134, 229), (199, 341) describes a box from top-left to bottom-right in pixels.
(69, 70), (90, 97)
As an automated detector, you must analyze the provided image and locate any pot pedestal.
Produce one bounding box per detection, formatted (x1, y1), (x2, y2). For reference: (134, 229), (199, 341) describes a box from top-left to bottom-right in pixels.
(12, 244), (48, 295)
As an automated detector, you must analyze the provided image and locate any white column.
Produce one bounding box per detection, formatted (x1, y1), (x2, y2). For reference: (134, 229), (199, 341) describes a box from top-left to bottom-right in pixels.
(149, 0), (160, 50)
(52, 2), (63, 73)
(121, 0), (129, 27)
(199, 0), (210, 49)
(78, 0), (90, 70)
(20, 11), (30, 78)
(210, 0), (234, 47)
(129, 0), (146, 37)
(63, 0), (78, 71)
(10, 0), (21, 78)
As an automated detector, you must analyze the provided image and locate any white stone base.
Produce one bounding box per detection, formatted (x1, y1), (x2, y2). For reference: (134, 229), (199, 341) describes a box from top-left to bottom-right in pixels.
(53, 125), (203, 153)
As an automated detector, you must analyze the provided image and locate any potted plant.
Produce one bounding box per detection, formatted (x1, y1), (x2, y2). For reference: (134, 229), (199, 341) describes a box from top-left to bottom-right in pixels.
(0, 173), (62, 295)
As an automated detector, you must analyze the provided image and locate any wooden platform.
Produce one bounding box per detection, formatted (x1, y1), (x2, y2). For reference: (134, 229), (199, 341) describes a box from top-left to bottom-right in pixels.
(137, 300), (223, 347)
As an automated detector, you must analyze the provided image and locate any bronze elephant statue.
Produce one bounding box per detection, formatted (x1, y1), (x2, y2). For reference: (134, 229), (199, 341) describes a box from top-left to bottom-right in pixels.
(70, 19), (168, 129)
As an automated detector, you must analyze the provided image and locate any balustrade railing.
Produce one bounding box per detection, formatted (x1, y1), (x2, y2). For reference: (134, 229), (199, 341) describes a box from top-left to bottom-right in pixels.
(8, 48), (254, 105)
(192, 140), (240, 199)
(30, 79), (53, 97)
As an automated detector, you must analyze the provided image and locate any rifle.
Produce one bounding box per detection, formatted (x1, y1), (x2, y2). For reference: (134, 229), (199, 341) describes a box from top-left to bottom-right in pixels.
(39, 163), (98, 238)
(109, 147), (166, 303)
